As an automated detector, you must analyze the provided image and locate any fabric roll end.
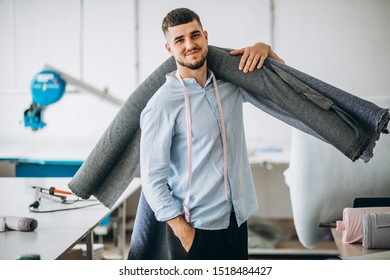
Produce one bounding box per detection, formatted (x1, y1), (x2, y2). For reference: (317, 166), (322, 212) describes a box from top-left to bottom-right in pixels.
(1, 216), (39, 232)
(378, 109), (390, 134)
(357, 108), (389, 163)
(67, 180), (93, 200)
(18, 217), (38, 232)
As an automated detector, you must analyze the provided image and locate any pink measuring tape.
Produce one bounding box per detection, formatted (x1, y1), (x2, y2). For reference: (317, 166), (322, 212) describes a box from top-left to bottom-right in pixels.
(176, 72), (229, 223)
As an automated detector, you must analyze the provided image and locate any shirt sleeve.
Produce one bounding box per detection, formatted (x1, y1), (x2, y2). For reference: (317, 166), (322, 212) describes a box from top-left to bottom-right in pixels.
(140, 104), (182, 222)
(238, 86), (251, 103)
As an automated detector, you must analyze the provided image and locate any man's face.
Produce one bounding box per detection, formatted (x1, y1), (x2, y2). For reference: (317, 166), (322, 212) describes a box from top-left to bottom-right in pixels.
(164, 20), (208, 70)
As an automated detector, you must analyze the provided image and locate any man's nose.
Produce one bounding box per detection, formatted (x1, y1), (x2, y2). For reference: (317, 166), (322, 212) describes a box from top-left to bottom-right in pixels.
(185, 39), (195, 50)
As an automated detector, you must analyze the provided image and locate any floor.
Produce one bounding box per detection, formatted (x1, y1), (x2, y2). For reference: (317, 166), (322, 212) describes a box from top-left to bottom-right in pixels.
(100, 231), (132, 260)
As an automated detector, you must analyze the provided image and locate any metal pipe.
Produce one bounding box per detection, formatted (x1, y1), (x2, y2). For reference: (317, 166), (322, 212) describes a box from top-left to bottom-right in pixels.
(44, 64), (124, 107)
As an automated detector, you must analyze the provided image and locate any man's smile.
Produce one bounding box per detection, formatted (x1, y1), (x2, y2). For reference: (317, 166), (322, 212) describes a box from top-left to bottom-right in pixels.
(185, 48), (201, 57)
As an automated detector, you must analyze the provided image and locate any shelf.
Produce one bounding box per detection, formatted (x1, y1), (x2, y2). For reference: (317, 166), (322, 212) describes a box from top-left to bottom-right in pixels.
(331, 228), (390, 260)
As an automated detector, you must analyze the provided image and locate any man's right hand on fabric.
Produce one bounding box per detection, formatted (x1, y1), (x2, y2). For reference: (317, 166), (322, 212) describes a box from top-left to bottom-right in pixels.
(230, 42), (285, 73)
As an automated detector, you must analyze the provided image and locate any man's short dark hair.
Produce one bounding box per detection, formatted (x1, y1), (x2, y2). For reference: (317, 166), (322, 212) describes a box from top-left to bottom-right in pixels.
(162, 8), (203, 35)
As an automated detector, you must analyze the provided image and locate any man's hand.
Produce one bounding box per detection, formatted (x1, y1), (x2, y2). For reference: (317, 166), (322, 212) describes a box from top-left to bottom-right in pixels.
(167, 215), (195, 252)
(230, 42), (285, 73)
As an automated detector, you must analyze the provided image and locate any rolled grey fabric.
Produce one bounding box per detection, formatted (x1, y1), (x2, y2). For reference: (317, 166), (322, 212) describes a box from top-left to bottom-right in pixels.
(127, 192), (170, 259)
(207, 47), (389, 162)
(0, 216), (38, 232)
(68, 58), (175, 207)
(68, 45), (389, 210)
(363, 212), (390, 249)
(265, 59), (389, 161)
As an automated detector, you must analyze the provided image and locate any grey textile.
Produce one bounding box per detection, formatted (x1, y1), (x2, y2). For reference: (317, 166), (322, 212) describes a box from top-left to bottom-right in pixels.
(67, 45), (389, 259)
(363, 212), (390, 249)
(207, 48), (389, 162)
(127, 192), (169, 259)
(0, 216), (38, 232)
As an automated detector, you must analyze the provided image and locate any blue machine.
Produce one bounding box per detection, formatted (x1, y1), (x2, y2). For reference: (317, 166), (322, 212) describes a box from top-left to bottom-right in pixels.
(24, 70), (66, 130)
(23, 65), (123, 131)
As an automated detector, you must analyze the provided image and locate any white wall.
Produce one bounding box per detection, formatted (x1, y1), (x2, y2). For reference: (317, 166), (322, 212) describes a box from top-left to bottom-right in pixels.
(137, 0), (270, 80)
(0, 0), (135, 160)
(1, 0), (389, 217)
(275, 0), (390, 97)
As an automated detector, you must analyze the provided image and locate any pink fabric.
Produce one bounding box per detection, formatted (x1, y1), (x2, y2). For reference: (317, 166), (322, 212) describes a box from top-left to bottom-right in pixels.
(212, 76), (229, 203)
(336, 207), (390, 244)
(176, 73), (193, 223)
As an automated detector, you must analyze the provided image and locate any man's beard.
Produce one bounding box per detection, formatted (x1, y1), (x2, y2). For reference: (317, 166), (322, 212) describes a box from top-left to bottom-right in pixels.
(176, 53), (207, 70)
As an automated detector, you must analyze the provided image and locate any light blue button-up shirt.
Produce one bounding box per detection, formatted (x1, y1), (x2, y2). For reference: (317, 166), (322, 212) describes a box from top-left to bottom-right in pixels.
(140, 70), (258, 230)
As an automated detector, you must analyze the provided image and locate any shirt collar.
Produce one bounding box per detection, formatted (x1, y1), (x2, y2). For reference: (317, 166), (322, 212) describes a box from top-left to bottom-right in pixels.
(166, 69), (215, 88)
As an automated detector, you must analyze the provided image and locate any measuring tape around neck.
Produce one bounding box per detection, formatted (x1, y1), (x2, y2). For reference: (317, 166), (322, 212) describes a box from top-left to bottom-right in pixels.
(175, 71), (229, 223)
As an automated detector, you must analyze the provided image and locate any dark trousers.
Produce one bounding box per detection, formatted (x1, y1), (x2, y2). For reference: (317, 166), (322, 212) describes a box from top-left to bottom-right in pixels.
(165, 212), (248, 260)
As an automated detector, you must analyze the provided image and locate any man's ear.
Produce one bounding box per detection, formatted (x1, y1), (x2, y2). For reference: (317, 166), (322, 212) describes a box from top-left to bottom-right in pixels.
(203, 30), (208, 42)
(165, 43), (172, 55)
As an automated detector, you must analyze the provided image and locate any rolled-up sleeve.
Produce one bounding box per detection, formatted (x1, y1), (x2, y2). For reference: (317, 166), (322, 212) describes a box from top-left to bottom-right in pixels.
(140, 104), (182, 222)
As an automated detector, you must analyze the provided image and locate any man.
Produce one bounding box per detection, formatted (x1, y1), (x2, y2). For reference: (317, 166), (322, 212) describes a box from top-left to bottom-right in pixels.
(140, 7), (285, 259)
